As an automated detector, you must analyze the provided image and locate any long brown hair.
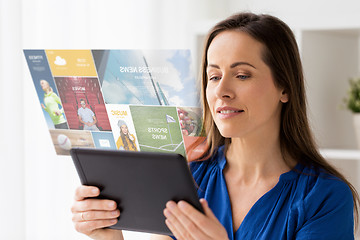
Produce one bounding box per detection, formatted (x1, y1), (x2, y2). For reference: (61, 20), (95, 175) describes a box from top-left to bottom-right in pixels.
(193, 12), (359, 230)
(120, 129), (136, 150)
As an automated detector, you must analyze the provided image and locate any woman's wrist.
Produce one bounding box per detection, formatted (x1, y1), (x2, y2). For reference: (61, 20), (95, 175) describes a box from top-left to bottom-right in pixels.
(110, 230), (124, 240)
(90, 229), (124, 240)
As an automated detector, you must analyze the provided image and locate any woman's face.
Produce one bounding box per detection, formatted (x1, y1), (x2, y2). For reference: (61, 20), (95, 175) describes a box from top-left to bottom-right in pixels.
(120, 125), (128, 135)
(40, 80), (49, 91)
(205, 30), (288, 139)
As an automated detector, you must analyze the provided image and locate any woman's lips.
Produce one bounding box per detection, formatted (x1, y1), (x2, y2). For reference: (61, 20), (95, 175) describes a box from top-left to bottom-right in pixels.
(216, 107), (244, 119)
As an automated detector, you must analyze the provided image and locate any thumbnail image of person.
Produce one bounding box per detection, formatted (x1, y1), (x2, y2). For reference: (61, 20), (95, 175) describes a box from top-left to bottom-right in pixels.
(40, 79), (68, 129)
(116, 120), (137, 151)
(77, 99), (99, 131)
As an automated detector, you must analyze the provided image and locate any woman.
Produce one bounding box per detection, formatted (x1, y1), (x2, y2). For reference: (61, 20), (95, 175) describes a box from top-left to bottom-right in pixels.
(40, 79), (68, 129)
(116, 120), (138, 151)
(71, 13), (359, 240)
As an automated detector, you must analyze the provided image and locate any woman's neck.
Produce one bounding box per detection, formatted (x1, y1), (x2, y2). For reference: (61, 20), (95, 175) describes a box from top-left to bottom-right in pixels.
(224, 132), (293, 184)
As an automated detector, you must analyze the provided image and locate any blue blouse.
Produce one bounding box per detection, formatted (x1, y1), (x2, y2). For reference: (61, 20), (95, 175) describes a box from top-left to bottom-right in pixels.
(171, 146), (354, 240)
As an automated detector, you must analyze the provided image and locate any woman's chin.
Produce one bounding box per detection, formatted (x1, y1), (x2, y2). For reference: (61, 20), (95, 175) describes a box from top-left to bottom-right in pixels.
(218, 130), (236, 138)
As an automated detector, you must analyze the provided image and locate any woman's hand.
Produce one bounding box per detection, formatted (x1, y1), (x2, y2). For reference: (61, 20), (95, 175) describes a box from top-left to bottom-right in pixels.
(164, 199), (229, 240)
(71, 185), (123, 240)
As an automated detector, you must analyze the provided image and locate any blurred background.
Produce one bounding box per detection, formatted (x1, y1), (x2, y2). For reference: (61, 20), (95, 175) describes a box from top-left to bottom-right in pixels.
(2, 0), (360, 239)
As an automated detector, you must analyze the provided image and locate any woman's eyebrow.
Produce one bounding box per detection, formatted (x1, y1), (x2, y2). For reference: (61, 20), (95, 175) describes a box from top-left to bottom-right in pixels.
(230, 62), (256, 69)
(207, 62), (256, 69)
(207, 64), (220, 69)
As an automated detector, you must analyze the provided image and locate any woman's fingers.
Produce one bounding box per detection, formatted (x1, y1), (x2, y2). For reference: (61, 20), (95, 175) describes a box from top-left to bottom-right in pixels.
(73, 209), (120, 222)
(71, 185), (123, 238)
(165, 218), (185, 240)
(164, 200), (229, 240)
(74, 185), (100, 201)
(164, 201), (208, 240)
(164, 204), (191, 240)
(197, 199), (228, 238)
(72, 186), (117, 214)
(199, 199), (217, 221)
(74, 218), (118, 235)
(71, 198), (117, 213)
(176, 201), (212, 239)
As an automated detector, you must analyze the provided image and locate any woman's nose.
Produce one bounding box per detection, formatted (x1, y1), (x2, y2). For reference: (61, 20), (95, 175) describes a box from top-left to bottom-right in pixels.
(215, 76), (234, 100)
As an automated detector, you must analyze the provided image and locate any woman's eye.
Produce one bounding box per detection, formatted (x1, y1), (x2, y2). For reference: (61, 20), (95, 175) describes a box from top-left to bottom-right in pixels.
(209, 76), (221, 81)
(237, 75), (250, 80)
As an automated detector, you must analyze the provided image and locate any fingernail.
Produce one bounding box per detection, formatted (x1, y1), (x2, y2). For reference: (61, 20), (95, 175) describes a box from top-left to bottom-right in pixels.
(111, 210), (119, 216)
(178, 201), (187, 209)
(92, 188), (98, 194)
(163, 209), (170, 217)
(110, 219), (117, 224)
(108, 202), (116, 208)
(166, 201), (176, 209)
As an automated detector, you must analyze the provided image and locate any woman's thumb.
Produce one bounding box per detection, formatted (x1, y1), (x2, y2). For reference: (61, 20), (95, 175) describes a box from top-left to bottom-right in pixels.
(200, 198), (217, 220)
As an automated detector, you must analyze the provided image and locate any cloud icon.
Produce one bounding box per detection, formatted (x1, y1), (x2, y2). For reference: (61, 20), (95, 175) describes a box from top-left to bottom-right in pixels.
(54, 56), (66, 66)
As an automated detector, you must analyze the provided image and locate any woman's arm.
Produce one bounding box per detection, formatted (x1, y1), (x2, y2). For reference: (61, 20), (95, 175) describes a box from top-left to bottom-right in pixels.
(53, 93), (64, 114)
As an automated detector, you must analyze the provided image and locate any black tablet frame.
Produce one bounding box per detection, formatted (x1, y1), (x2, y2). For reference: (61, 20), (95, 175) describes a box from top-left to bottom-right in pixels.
(70, 148), (203, 235)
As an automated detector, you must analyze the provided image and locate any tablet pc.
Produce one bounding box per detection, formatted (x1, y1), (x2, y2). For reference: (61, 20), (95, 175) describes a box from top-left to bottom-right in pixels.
(70, 148), (203, 235)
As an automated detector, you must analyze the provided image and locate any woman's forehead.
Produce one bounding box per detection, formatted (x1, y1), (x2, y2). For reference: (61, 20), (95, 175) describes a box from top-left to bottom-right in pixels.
(207, 30), (264, 66)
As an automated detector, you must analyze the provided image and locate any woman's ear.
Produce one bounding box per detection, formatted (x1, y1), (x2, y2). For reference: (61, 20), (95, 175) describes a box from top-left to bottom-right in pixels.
(280, 90), (289, 103)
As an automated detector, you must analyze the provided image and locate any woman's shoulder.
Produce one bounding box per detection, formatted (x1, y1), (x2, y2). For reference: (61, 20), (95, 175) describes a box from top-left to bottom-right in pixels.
(116, 136), (123, 144)
(295, 164), (352, 196)
(189, 145), (223, 167)
(293, 164), (353, 217)
(189, 146), (224, 182)
(289, 164), (354, 238)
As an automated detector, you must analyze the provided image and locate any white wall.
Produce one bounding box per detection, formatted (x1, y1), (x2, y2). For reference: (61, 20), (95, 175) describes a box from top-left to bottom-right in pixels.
(302, 30), (359, 149)
(227, 0), (360, 29)
(0, 0), (24, 239)
(3, 0), (360, 239)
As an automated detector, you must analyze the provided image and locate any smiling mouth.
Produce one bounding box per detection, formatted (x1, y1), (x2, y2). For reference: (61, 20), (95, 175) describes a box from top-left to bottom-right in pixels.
(218, 110), (244, 114)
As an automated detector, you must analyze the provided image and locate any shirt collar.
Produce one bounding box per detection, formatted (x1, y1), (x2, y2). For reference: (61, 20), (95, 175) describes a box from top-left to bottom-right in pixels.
(216, 145), (227, 170)
(215, 145), (300, 181)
